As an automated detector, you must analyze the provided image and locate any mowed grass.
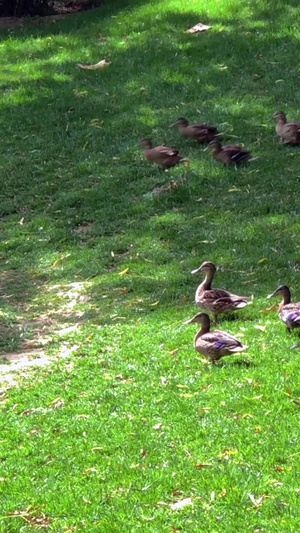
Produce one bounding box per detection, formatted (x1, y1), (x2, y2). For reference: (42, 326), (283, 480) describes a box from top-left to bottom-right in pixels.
(1, 0), (300, 530)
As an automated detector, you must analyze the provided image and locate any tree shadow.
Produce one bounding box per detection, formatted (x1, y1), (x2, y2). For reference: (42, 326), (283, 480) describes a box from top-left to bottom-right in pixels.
(0, 0), (300, 356)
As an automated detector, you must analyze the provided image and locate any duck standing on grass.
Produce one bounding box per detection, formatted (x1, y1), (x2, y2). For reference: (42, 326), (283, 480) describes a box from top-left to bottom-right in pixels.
(139, 138), (190, 170)
(185, 312), (247, 364)
(192, 261), (251, 324)
(272, 111), (300, 145)
(267, 285), (300, 333)
(208, 139), (252, 165)
(171, 117), (219, 144)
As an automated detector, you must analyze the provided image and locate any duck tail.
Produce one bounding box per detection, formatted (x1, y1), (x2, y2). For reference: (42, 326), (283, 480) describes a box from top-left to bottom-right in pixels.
(231, 344), (248, 353)
(180, 157), (190, 167)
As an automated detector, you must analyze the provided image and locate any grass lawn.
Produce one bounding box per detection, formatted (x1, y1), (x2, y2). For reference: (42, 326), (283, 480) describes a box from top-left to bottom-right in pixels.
(1, 0), (300, 530)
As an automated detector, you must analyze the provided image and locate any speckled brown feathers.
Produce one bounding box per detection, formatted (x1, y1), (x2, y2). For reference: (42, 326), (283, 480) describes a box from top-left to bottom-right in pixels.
(272, 111), (300, 145)
(139, 138), (190, 169)
(171, 117), (219, 144)
(192, 261), (250, 323)
(185, 312), (247, 364)
(267, 285), (300, 332)
(208, 139), (252, 165)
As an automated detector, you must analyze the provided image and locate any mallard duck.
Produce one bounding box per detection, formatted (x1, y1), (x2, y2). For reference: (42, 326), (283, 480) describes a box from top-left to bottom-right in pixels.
(208, 139), (252, 165)
(139, 138), (190, 169)
(171, 117), (218, 144)
(267, 285), (300, 332)
(272, 111), (300, 145)
(185, 312), (247, 364)
(192, 261), (250, 323)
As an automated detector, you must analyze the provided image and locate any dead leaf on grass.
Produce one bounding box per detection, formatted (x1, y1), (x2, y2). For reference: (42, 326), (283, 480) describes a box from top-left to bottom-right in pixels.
(254, 325), (266, 332)
(6, 506), (51, 527)
(171, 497), (193, 511)
(261, 303), (278, 314)
(119, 268), (129, 276)
(152, 180), (179, 195)
(187, 23), (211, 33)
(77, 59), (110, 70)
(248, 493), (266, 508)
(194, 463), (212, 468)
(50, 397), (65, 409)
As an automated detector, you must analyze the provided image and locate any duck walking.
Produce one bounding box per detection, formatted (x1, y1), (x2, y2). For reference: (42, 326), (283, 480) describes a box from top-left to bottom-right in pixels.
(272, 111), (300, 145)
(267, 285), (300, 332)
(171, 117), (218, 144)
(185, 312), (247, 364)
(208, 139), (252, 165)
(139, 138), (190, 169)
(192, 261), (250, 323)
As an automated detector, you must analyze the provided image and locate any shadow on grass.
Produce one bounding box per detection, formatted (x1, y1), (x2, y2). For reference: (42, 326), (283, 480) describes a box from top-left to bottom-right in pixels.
(1, 0), (300, 353)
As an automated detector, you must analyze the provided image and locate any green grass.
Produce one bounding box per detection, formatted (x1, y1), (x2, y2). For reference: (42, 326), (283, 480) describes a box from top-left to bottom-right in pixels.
(1, 0), (300, 530)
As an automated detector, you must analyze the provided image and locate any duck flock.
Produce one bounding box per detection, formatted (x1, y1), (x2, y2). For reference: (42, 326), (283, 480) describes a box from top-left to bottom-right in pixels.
(139, 111), (300, 168)
(139, 113), (300, 364)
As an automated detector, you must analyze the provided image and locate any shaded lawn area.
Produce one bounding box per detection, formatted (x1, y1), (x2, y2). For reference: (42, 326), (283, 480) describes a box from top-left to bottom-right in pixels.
(1, 0), (300, 531)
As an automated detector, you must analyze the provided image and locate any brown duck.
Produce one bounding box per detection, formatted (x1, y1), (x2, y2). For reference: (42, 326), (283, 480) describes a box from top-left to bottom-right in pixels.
(185, 312), (247, 364)
(192, 261), (250, 323)
(139, 138), (190, 169)
(208, 139), (252, 165)
(267, 285), (300, 332)
(272, 111), (300, 145)
(171, 117), (218, 144)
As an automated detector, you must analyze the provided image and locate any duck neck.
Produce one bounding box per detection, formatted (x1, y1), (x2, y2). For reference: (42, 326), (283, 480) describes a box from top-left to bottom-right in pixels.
(278, 115), (286, 125)
(200, 267), (215, 290)
(195, 317), (210, 339)
(281, 287), (291, 305)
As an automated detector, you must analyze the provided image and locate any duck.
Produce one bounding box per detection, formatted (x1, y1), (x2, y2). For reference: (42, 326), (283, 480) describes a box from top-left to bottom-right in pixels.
(139, 138), (190, 169)
(272, 111), (300, 145)
(208, 139), (252, 165)
(191, 261), (250, 323)
(184, 312), (247, 364)
(171, 117), (219, 144)
(267, 285), (300, 332)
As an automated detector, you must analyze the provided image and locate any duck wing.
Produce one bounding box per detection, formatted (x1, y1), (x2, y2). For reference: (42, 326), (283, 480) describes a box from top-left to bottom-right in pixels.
(198, 330), (245, 354)
(281, 306), (300, 327)
(155, 145), (179, 156)
(283, 122), (300, 142)
(191, 123), (217, 134)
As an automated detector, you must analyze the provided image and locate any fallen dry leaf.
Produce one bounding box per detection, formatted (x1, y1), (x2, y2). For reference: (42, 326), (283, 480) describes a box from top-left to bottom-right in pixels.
(119, 267), (129, 276)
(194, 463), (212, 468)
(261, 303), (278, 314)
(187, 22), (211, 33)
(248, 493), (265, 507)
(254, 325), (266, 332)
(152, 180), (179, 195)
(171, 497), (193, 511)
(77, 59), (110, 70)
(51, 397), (65, 409)
(172, 490), (184, 497)
(6, 506), (51, 528)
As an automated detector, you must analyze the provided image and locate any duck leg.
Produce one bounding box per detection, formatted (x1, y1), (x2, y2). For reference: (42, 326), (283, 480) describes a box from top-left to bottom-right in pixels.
(213, 313), (219, 325)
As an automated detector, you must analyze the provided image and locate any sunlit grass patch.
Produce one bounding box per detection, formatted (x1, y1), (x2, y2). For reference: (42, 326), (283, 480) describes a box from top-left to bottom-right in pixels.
(1, 0), (300, 531)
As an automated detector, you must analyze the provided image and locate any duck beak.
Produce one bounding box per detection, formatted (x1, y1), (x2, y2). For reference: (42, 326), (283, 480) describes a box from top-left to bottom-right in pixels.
(191, 266), (203, 275)
(184, 317), (195, 325)
(170, 122), (177, 128)
(291, 341), (300, 350)
(267, 290), (277, 299)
